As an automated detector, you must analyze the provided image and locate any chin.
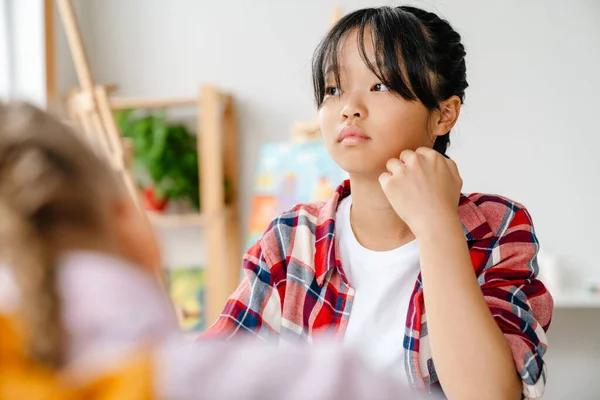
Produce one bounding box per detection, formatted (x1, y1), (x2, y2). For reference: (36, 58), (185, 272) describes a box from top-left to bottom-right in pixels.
(331, 153), (385, 178)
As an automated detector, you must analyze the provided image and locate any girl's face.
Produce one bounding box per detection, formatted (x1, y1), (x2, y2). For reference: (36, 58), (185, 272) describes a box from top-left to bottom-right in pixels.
(318, 30), (436, 178)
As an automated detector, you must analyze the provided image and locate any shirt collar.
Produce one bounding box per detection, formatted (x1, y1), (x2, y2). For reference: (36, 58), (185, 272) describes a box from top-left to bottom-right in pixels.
(314, 180), (493, 286)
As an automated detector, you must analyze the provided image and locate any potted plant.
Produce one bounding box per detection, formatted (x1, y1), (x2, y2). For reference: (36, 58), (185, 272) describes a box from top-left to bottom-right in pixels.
(115, 109), (200, 212)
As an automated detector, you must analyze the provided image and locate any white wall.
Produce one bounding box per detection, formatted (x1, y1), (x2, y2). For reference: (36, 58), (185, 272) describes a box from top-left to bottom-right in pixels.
(75, 1), (600, 397)
(0, 0), (11, 98)
(5, 0), (46, 106)
(1, 0), (92, 106)
(545, 308), (600, 399)
(446, 0), (600, 288)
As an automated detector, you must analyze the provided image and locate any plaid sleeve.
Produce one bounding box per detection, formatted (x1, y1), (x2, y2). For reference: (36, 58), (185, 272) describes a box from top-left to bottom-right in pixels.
(202, 238), (283, 341)
(479, 205), (553, 400)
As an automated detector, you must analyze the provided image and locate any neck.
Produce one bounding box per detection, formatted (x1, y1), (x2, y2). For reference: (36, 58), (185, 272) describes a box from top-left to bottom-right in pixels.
(348, 175), (415, 251)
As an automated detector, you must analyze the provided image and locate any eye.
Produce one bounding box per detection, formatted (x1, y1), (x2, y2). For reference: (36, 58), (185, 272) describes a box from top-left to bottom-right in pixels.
(372, 83), (389, 92)
(324, 86), (341, 97)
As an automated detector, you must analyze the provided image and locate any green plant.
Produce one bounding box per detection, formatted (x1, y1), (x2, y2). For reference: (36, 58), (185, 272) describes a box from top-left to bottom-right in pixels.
(115, 109), (200, 209)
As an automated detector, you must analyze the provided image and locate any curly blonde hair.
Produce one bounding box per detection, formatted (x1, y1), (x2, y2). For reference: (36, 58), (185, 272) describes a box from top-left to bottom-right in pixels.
(0, 102), (122, 367)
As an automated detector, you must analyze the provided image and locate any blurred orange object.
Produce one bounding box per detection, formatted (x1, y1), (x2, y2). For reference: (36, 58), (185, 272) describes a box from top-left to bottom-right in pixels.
(0, 315), (71, 400)
(0, 315), (153, 400)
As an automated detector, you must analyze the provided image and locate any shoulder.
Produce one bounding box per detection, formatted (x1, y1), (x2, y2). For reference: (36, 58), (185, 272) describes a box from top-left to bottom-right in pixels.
(261, 201), (328, 236)
(274, 201), (328, 224)
(253, 201), (327, 259)
(263, 180), (348, 235)
(461, 193), (535, 238)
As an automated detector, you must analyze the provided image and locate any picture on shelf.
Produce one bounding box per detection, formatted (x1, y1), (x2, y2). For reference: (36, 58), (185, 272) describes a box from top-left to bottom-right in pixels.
(164, 266), (206, 333)
(246, 140), (348, 248)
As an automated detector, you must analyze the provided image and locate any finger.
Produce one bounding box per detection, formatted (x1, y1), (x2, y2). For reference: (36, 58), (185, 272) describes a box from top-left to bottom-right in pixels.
(399, 149), (417, 164)
(415, 147), (437, 159)
(385, 157), (404, 174)
(378, 171), (392, 187)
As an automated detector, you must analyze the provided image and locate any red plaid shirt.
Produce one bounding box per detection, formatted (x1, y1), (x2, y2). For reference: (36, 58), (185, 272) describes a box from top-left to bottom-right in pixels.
(205, 180), (553, 399)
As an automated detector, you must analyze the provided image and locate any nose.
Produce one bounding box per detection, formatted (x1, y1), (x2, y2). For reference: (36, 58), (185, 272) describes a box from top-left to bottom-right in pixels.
(340, 94), (367, 121)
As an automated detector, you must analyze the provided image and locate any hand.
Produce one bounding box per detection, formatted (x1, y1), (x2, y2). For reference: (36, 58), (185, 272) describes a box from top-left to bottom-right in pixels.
(378, 147), (463, 238)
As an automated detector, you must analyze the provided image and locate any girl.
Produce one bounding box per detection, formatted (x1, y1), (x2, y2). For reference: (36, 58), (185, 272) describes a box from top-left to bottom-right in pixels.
(206, 6), (553, 400)
(0, 102), (411, 399)
(0, 102), (176, 367)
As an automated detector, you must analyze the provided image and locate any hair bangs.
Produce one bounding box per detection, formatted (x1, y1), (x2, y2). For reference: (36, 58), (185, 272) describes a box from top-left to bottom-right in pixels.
(313, 7), (442, 109)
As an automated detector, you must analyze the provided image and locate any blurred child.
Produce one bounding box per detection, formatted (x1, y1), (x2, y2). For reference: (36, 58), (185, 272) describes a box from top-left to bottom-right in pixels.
(0, 102), (177, 368)
(0, 102), (412, 399)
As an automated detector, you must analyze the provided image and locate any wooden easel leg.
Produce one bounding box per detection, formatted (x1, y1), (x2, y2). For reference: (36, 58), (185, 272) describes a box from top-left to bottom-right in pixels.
(55, 0), (95, 92)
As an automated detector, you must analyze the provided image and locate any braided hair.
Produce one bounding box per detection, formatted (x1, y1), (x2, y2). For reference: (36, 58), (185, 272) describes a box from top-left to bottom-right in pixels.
(0, 103), (121, 367)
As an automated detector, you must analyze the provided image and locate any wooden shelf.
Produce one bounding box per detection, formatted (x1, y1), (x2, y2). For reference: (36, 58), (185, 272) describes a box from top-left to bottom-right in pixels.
(147, 209), (231, 228)
(109, 94), (231, 111)
(553, 289), (600, 309)
(110, 97), (197, 110)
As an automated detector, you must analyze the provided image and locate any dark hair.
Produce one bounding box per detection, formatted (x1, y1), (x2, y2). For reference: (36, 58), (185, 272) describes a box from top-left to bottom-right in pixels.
(312, 6), (468, 155)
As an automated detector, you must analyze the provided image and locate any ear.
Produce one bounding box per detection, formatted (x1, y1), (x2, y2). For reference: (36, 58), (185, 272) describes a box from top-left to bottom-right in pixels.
(107, 196), (134, 233)
(431, 95), (461, 137)
(108, 196), (162, 275)
(107, 196), (137, 249)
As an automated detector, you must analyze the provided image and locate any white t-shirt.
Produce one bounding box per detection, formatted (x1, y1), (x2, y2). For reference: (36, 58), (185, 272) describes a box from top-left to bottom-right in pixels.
(336, 196), (421, 384)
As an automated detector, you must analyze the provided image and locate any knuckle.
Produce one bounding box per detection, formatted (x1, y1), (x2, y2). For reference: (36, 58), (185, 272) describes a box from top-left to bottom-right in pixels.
(386, 158), (400, 170)
(401, 149), (415, 159)
(417, 147), (435, 157)
(379, 172), (391, 187)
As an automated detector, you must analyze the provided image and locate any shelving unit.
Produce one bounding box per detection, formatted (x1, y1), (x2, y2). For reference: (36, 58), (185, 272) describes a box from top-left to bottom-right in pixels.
(66, 84), (241, 326)
(553, 289), (600, 309)
(108, 86), (241, 325)
(146, 209), (230, 228)
(56, 0), (241, 325)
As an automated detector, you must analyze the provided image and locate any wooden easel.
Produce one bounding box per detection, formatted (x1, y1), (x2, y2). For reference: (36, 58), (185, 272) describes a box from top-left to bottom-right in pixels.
(55, 0), (241, 325)
(56, 0), (139, 205)
(330, 6), (342, 25)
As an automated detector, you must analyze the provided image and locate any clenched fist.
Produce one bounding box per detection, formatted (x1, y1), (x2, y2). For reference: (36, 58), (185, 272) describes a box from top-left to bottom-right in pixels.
(378, 147), (463, 238)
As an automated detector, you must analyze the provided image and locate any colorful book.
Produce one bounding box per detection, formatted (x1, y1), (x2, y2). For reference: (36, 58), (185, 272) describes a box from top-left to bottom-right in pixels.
(164, 266), (206, 333)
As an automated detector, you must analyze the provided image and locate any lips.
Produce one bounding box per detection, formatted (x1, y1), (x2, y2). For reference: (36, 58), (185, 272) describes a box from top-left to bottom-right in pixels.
(337, 126), (371, 145)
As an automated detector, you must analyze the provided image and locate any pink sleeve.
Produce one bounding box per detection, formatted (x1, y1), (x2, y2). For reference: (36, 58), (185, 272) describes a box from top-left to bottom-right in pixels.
(57, 253), (179, 362)
(155, 338), (427, 400)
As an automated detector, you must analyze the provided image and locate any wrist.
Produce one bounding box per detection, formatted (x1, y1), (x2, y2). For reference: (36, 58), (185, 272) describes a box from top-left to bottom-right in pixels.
(413, 210), (463, 243)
